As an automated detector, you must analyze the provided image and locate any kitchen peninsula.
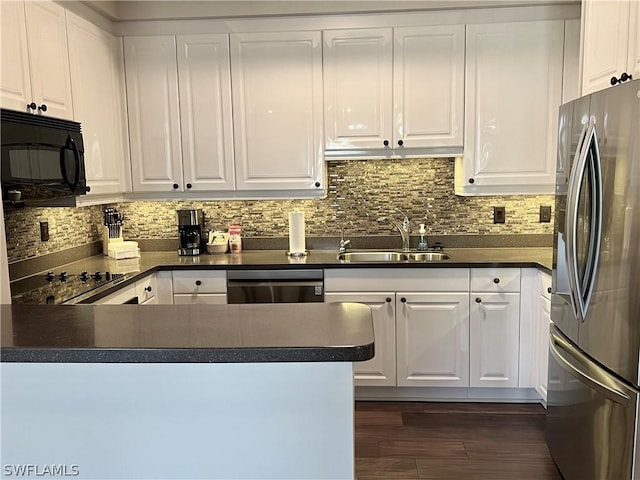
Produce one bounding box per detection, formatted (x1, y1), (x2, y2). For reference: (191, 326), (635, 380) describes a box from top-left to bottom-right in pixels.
(1, 302), (374, 480)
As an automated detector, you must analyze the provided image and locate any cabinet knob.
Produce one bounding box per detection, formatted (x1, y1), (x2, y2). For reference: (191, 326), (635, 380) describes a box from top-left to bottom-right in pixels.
(27, 102), (37, 111)
(469, 178), (475, 184)
(144, 286), (152, 292)
(397, 139), (404, 146)
(315, 181), (321, 188)
(400, 297), (407, 303)
(493, 278), (500, 284)
(385, 297), (392, 303)
(85, 186), (91, 192)
(172, 183), (179, 189)
(547, 287), (552, 294)
(195, 280), (202, 286)
(611, 73), (634, 86)
(38, 104), (47, 112)
(383, 140), (389, 147)
(475, 297), (482, 303)
(186, 183), (192, 189)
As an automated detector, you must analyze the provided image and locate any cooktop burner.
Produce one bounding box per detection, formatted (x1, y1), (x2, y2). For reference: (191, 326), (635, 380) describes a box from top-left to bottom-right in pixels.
(11, 271), (128, 305)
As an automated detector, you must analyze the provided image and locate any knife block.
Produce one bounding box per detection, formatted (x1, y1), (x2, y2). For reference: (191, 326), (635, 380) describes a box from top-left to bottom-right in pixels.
(102, 226), (123, 256)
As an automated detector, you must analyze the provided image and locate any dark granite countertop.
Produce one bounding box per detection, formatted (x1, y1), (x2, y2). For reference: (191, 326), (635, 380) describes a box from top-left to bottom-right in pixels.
(0, 303), (374, 363)
(9, 246), (552, 304)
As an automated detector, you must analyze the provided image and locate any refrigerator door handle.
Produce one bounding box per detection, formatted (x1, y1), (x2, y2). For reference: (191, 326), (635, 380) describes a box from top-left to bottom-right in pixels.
(549, 329), (630, 406)
(566, 122), (603, 321)
(565, 123), (588, 319)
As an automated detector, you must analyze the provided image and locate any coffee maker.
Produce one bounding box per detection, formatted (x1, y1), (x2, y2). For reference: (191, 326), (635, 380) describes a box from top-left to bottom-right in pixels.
(177, 209), (205, 256)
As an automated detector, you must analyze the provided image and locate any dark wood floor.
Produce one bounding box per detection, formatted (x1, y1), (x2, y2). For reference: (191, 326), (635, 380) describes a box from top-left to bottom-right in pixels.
(354, 401), (562, 480)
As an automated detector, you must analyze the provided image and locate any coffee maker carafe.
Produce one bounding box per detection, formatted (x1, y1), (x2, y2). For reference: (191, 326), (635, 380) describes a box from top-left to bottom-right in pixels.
(177, 209), (204, 256)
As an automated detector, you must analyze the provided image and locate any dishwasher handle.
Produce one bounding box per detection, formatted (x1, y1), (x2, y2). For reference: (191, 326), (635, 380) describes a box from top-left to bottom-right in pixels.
(227, 269), (323, 282)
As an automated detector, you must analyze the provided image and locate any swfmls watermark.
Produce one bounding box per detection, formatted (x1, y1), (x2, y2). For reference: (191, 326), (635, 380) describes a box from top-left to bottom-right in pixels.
(2, 465), (79, 477)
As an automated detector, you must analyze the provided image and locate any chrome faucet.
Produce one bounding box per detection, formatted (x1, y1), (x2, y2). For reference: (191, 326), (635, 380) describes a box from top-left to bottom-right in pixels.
(389, 211), (411, 252)
(338, 230), (351, 253)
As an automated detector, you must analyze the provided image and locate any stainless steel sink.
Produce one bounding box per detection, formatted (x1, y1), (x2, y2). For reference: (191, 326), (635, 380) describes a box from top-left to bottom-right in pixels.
(404, 252), (450, 262)
(337, 250), (450, 263)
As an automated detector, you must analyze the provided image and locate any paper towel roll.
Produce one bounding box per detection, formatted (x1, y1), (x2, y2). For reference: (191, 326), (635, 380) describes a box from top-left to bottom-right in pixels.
(288, 212), (306, 254)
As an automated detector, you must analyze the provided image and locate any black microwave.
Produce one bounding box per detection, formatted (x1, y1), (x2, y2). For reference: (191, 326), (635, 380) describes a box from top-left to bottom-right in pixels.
(1, 108), (89, 206)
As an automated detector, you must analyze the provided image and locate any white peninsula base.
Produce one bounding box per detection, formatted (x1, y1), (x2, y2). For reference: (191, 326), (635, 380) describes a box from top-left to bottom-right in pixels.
(1, 362), (355, 479)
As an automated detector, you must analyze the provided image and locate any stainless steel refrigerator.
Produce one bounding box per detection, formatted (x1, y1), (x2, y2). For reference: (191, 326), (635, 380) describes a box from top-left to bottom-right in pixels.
(547, 78), (640, 480)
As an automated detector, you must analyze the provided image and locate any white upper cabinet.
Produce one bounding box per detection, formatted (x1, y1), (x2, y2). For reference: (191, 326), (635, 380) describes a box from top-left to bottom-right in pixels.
(0, 1), (31, 113)
(230, 31), (324, 193)
(1, 0), (73, 119)
(124, 36), (183, 193)
(323, 28), (393, 150)
(457, 20), (564, 195)
(581, 0), (639, 95)
(67, 12), (130, 196)
(176, 34), (235, 191)
(629, 0), (640, 80)
(323, 25), (464, 155)
(393, 25), (465, 149)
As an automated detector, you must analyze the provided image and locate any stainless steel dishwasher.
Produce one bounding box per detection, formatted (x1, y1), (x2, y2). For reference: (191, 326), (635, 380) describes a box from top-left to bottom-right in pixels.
(226, 269), (324, 304)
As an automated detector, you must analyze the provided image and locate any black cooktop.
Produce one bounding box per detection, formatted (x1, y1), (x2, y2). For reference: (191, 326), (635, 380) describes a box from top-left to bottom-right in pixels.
(11, 270), (129, 305)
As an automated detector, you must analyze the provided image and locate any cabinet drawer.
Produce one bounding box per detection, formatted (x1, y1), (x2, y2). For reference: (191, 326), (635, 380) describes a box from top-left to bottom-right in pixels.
(172, 270), (227, 294)
(325, 268), (469, 292)
(471, 268), (520, 293)
(93, 285), (137, 305)
(173, 293), (227, 305)
(135, 274), (157, 304)
(539, 271), (552, 300)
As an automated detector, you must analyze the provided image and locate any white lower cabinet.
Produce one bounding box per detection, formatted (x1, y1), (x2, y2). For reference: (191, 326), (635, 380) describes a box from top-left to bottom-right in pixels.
(396, 292), (469, 387)
(324, 292), (396, 386)
(326, 267), (529, 396)
(469, 268), (522, 388)
(135, 274), (157, 305)
(469, 292), (520, 388)
(535, 271), (552, 403)
(172, 270), (227, 304)
(325, 268), (470, 388)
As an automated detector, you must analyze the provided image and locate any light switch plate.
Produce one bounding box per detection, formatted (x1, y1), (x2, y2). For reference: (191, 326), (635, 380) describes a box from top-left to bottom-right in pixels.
(493, 206), (506, 224)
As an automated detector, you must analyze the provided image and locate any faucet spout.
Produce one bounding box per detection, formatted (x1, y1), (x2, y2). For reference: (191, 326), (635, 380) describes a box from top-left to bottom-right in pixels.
(390, 217), (411, 252)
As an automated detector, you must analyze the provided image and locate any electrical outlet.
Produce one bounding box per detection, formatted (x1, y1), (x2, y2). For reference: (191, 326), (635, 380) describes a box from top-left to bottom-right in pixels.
(493, 206), (506, 224)
(540, 205), (552, 223)
(40, 221), (49, 241)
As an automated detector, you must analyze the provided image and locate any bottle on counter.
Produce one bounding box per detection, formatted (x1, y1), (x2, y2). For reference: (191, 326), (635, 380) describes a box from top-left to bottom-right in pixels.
(229, 225), (242, 253)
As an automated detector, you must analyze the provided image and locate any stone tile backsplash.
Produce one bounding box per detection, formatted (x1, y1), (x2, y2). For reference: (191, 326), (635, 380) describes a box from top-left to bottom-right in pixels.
(3, 158), (554, 263)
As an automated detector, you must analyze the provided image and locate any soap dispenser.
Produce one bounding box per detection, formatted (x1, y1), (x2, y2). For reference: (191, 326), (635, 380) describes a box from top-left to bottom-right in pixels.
(417, 224), (428, 251)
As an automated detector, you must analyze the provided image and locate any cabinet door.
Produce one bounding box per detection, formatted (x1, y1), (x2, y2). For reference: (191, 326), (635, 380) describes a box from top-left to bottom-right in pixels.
(459, 21), (564, 195)
(325, 292), (396, 386)
(323, 28), (393, 150)
(393, 25), (464, 148)
(537, 296), (551, 402)
(177, 34), (235, 191)
(396, 292), (469, 387)
(230, 31), (324, 192)
(629, 0), (640, 79)
(124, 36), (183, 193)
(24, 0), (74, 119)
(470, 292), (520, 388)
(0, 1), (32, 112)
(581, 0), (631, 95)
(67, 12), (129, 195)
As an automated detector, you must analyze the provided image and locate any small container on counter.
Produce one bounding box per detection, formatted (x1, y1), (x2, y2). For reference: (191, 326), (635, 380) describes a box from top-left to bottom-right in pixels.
(228, 225), (242, 253)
